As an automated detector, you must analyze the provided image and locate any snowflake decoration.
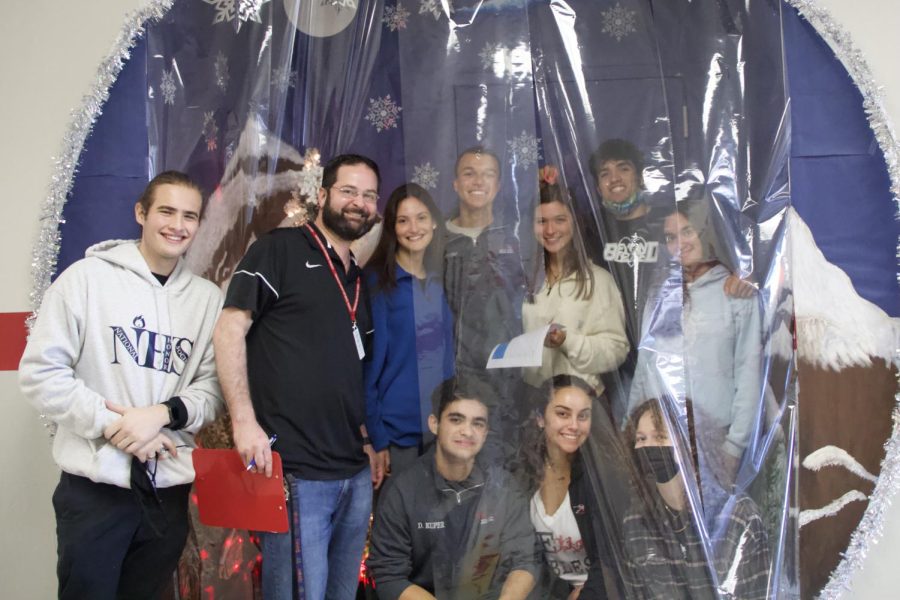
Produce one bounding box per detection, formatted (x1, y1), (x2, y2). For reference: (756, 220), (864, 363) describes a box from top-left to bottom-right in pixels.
(600, 3), (637, 42)
(479, 42), (508, 71)
(419, 0), (441, 20)
(160, 69), (176, 106)
(365, 95), (402, 132)
(247, 98), (265, 117)
(272, 66), (297, 93)
(203, 0), (267, 27)
(214, 52), (229, 93)
(507, 131), (542, 169)
(224, 141), (236, 165)
(382, 3), (410, 31)
(202, 111), (219, 152)
(298, 148), (324, 199)
(412, 162), (440, 190)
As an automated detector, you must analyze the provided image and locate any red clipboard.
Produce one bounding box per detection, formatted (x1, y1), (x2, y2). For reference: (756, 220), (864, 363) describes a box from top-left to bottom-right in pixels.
(192, 448), (289, 533)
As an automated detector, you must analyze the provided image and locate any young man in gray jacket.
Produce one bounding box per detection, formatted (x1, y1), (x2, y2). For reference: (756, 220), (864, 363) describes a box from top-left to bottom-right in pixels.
(19, 171), (223, 599)
(368, 377), (540, 599)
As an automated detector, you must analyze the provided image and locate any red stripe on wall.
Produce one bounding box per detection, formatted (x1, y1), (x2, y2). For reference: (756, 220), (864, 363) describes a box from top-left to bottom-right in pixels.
(0, 312), (31, 371)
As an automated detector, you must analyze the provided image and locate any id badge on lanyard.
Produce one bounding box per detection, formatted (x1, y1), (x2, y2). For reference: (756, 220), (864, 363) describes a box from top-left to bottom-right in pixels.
(306, 225), (365, 360)
(352, 322), (365, 360)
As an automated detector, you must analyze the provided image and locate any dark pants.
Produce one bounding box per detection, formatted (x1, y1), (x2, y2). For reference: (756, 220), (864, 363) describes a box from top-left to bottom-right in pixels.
(53, 472), (190, 600)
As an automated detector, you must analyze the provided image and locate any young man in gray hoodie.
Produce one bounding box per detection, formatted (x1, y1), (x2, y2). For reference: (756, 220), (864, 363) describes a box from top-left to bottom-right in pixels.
(19, 171), (223, 599)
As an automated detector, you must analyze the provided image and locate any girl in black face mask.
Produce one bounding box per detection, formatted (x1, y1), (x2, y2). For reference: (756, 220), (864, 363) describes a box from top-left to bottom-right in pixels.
(621, 398), (771, 600)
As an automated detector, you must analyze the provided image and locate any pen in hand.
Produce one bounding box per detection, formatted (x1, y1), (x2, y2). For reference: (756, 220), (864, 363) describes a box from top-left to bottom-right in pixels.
(246, 434), (278, 471)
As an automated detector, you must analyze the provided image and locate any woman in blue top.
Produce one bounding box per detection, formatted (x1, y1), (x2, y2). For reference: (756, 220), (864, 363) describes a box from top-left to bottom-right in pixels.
(364, 183), (455, 478)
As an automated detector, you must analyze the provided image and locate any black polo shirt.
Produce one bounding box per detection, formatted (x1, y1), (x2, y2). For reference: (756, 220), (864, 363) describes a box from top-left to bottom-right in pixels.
(224, 224), (373, 479)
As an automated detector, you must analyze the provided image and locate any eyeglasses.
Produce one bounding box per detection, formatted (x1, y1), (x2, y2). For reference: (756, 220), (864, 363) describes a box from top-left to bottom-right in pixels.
(332, 185), (379, 204)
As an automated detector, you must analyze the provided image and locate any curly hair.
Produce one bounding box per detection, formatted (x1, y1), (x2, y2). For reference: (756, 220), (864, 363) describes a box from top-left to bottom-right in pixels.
(588, 138), (645, 190)
(514, 375), (598, 493)
(624, 396), (702, 497)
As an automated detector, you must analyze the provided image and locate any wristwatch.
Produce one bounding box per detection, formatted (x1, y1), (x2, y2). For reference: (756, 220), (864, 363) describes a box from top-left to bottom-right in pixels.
(164, 403), (176, 428)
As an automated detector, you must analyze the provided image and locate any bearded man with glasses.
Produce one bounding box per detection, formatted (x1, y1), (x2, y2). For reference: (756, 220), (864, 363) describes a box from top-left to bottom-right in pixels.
(215, 153), (383, 599)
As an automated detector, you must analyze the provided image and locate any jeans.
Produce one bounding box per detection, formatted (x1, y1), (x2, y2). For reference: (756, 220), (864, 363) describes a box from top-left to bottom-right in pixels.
(260, 466), (372, 600)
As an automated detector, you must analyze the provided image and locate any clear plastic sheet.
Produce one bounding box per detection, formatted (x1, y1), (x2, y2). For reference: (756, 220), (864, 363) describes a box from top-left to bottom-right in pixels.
(145, 0), (796, 597)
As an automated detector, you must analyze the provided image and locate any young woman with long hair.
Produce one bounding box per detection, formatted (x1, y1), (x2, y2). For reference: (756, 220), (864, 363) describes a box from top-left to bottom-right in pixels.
(363, 183), (454, 477)
(629, 202), (763, 501)
(522, 166), (629, 409)
(519, 374), (631, 599)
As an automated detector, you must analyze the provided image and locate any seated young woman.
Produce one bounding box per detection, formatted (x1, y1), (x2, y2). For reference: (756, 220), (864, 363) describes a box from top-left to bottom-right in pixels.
(518, 374), (633, 599)
(622, 397), (771, 599)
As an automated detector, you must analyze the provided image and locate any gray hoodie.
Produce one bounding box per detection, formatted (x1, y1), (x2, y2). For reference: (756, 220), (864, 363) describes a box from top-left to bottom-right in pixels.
(19, 240), (224, 488)
(630, 264), (762, 457)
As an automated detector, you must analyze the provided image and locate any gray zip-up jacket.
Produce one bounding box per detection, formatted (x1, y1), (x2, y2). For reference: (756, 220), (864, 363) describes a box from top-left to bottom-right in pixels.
(368, 449), (540, 599)
(443, 221), (525, 372)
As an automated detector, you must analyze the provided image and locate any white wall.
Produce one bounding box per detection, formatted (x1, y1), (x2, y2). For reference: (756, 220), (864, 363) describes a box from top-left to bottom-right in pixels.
(0, 0), (896, 597)
(0, 1), (150, 597)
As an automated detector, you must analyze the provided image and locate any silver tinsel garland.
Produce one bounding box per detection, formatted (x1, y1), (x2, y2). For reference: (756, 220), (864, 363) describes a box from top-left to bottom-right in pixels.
(28, 0), (174, 324)
(783, 2), (900, 598)
(27, 0), (900, 596)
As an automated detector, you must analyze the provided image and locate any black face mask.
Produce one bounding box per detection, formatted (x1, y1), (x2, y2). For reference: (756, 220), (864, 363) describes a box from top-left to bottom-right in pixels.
(636, 445), (680, 484)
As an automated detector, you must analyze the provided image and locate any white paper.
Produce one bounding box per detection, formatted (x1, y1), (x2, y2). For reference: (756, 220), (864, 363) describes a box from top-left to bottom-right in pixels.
(486, 325), (551, 369)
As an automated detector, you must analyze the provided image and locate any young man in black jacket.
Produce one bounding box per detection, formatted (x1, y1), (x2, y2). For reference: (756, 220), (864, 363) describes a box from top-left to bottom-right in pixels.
(368, 377), (539, 599)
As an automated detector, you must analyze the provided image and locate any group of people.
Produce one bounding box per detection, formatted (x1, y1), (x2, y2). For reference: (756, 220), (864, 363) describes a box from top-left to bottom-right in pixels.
(19, 138), (772, 600)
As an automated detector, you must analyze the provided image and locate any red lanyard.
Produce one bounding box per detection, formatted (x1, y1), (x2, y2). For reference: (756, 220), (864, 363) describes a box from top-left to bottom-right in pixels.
(305, 224), (360, 323)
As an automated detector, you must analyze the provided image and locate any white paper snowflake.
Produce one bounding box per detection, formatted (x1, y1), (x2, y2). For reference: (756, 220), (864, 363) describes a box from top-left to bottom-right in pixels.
(365, 95), (402, 132)
(272, 66), (297, 93)
(600, 3), (637, 42)
(298, 148), (324, 199)
(419, 0), (441, 20)
(479, 42), (507, 71)
(507, 131), (541, 169)
(382, 3), (410, 31)
(202, 111), (219, 152)
(203, 0), (268, 26)
(160, 69), (176, 106)
(412, 162), (440, 190)
(247, 99), (265, 116)
(214, 52), (229, 93)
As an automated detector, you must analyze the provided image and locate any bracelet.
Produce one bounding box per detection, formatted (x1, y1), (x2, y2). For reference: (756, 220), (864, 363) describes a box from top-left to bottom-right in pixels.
(362, 436), (372, 446)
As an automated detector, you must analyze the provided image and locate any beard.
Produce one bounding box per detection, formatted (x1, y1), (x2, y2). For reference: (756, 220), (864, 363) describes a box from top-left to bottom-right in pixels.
(321, 191), (376, 242)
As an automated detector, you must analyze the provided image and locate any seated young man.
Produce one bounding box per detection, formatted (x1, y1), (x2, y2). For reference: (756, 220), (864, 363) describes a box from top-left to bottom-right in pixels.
(368, 377), (539, 600)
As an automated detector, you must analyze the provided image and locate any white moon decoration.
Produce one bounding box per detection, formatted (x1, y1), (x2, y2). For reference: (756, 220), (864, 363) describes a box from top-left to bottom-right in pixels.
(283, 0), (358, 38)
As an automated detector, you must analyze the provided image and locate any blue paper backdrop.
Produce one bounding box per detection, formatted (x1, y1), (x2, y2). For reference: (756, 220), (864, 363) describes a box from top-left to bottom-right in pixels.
(56, 0), (899, 317)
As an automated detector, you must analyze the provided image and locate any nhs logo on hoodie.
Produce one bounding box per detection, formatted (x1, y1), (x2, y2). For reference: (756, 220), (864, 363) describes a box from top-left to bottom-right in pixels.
(110, 315), (194, 375)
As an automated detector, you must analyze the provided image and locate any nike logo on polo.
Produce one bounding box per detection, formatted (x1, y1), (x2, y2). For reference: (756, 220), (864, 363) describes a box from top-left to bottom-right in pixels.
(306, 261), (323, 269)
